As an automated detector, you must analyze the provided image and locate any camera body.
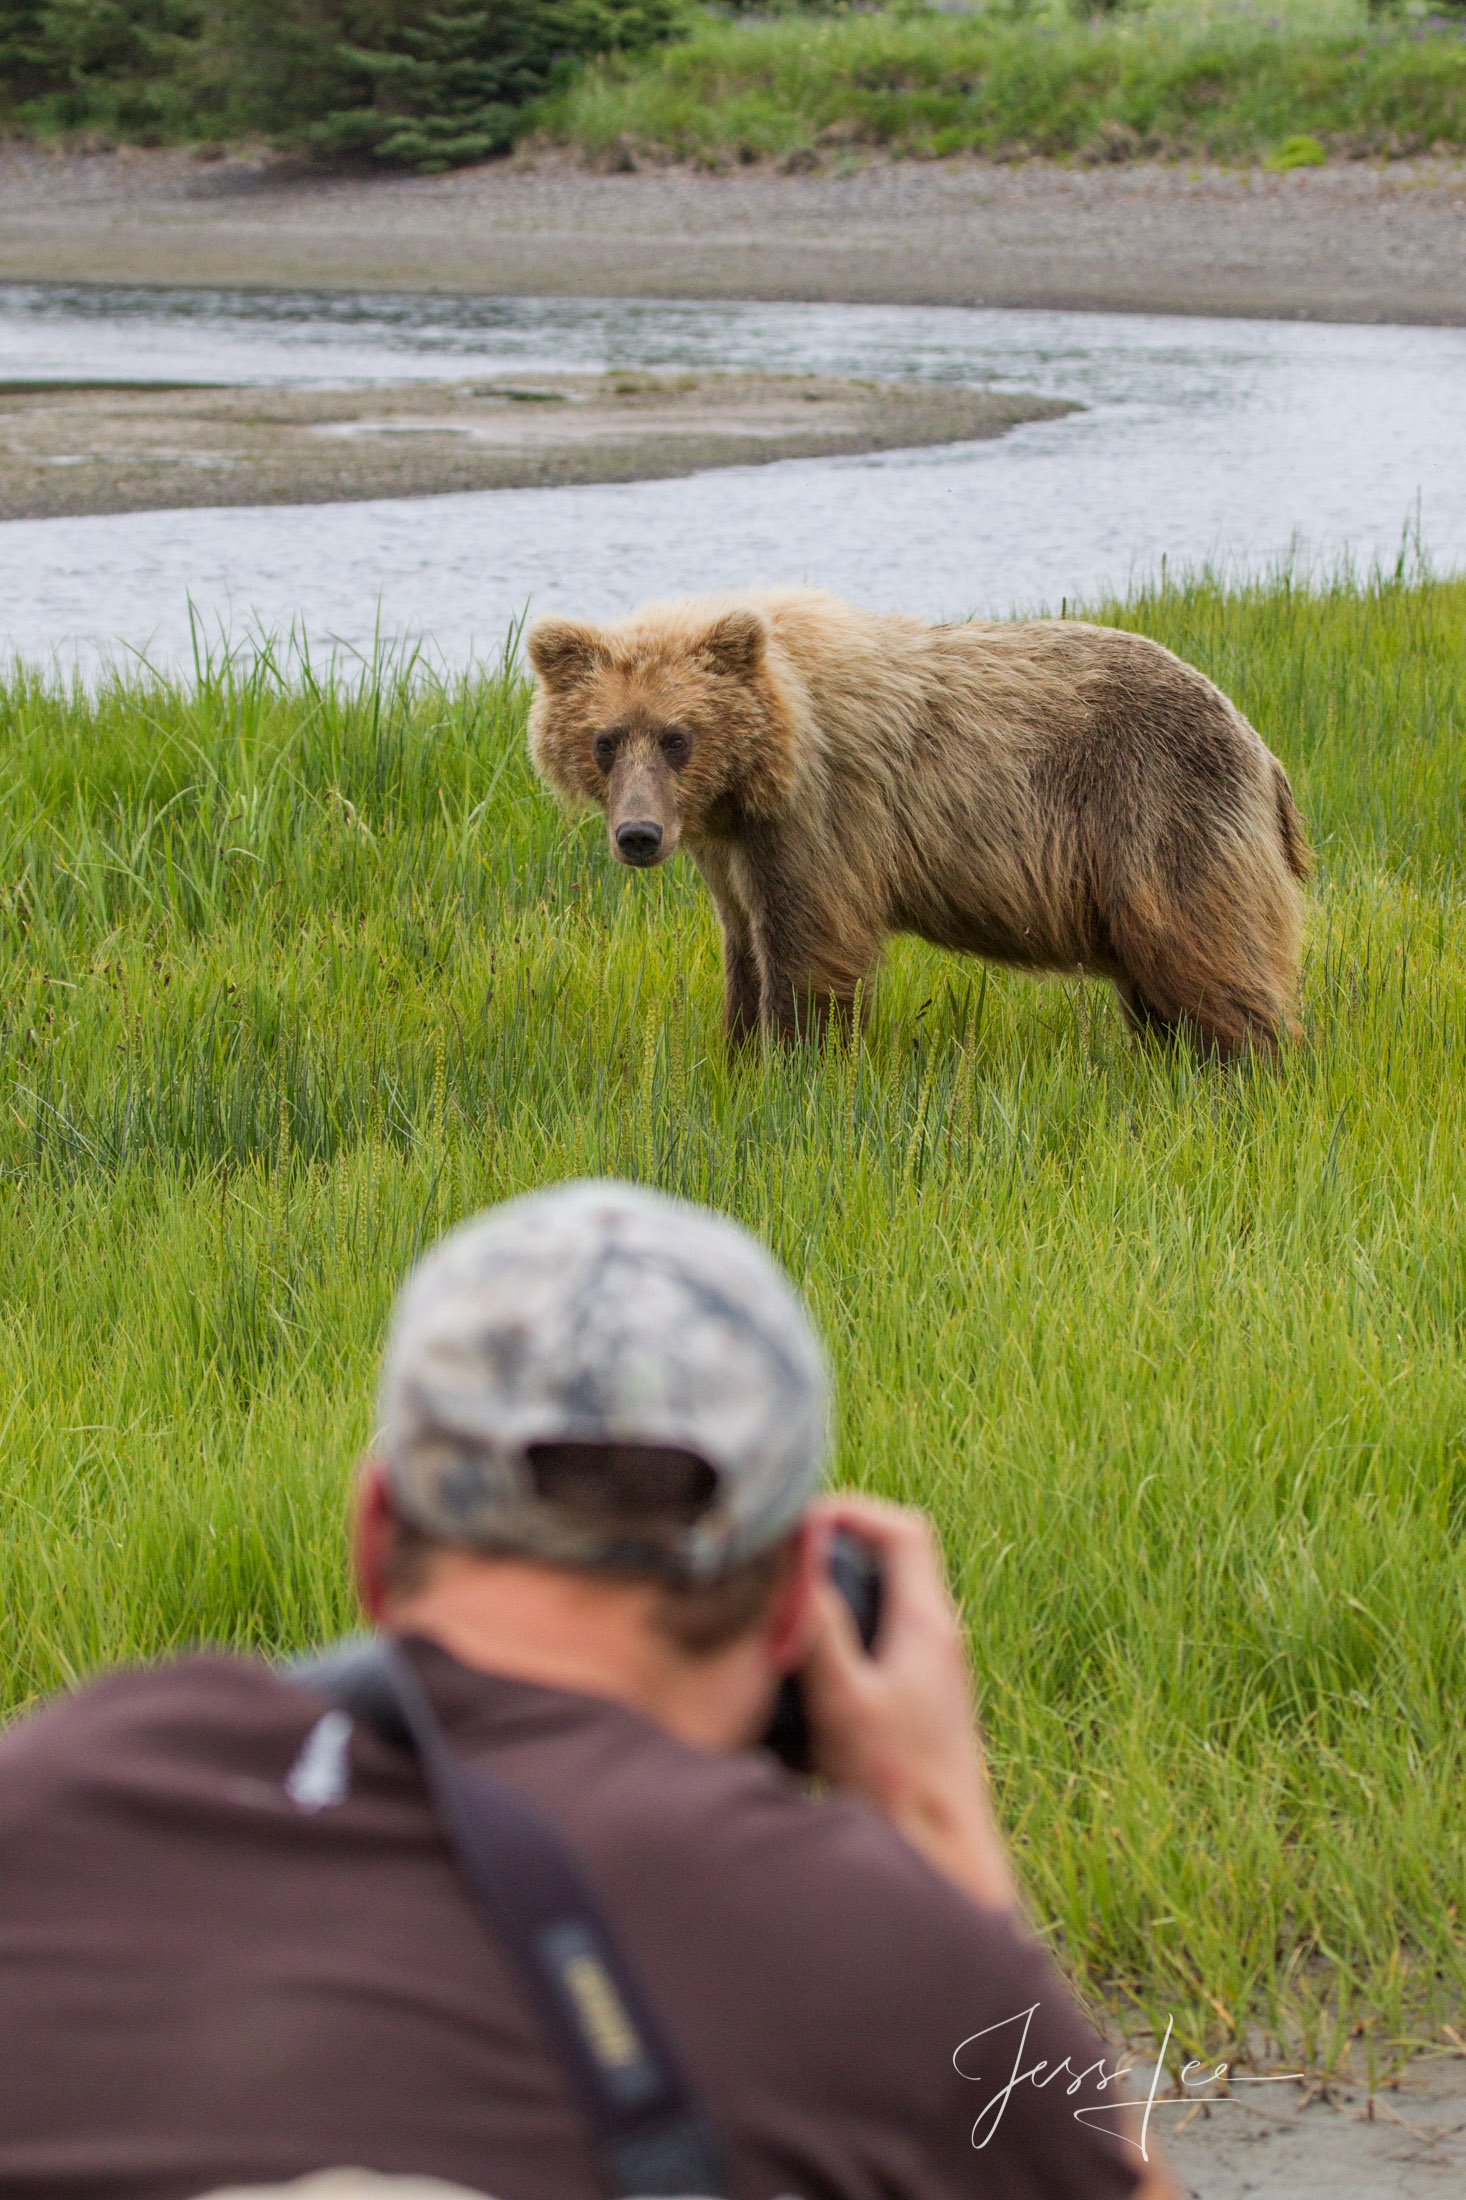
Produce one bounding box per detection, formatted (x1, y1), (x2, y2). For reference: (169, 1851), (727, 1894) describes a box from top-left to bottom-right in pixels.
(761, 1529), (883, 1773)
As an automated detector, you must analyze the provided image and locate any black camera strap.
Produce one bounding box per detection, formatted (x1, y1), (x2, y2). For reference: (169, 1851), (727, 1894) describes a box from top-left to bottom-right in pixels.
(288, 1636), (728, 2200)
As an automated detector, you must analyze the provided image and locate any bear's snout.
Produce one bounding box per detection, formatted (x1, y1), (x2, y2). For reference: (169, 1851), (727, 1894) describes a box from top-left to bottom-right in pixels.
(614, 818), (665, 866)
(606, 745), (681, 868)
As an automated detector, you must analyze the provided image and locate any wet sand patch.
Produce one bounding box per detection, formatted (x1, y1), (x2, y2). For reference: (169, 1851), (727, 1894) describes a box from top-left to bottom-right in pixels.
(0, 370), (1073, 520)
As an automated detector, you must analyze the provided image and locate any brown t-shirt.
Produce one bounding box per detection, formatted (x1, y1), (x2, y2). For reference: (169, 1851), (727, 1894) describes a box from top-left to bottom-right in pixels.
(0, 1639), (1141, 2200)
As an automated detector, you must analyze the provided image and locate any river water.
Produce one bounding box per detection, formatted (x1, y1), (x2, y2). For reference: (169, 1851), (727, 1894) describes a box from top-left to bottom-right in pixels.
(1, 283), (1463, 676)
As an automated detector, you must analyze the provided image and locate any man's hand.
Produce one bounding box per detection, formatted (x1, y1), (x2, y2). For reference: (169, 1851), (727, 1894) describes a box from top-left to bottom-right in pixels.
(799, 1497), (1179, 2199)
(798, 1494), (1018, 1915)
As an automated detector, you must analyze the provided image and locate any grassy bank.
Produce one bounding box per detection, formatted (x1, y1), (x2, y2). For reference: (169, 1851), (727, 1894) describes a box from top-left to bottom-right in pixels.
(540, 4), (1466, 167)
(2, 567), (1464, 2063)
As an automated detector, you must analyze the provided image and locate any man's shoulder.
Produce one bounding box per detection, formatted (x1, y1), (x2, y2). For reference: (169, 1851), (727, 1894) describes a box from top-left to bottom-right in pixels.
(512, 1669), (1014, 1962)
(1, 1651), (301, 1734)
(0, 1653), (319, 1799)
(512, 1670), (1141, 2193)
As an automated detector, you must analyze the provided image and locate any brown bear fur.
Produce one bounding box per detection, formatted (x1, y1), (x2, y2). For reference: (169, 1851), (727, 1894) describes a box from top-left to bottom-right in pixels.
(527, 587), (1310, 1061)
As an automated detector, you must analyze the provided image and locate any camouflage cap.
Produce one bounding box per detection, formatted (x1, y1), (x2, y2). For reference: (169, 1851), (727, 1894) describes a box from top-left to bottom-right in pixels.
(377, 1180), (829, 1580)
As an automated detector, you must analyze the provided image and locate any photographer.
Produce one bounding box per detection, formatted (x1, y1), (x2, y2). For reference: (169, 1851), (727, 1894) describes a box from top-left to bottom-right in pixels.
(0, 1181), (1172, 2200)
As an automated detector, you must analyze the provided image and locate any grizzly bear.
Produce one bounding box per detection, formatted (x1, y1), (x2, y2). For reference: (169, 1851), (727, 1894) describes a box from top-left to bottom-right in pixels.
(527, 587), (1310, 1061)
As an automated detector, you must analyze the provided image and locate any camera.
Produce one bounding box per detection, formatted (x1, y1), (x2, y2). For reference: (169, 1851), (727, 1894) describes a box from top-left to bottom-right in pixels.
(761, 1529), (883, 1773)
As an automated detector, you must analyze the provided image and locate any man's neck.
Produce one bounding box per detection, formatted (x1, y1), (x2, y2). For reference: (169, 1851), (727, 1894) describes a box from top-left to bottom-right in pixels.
(381, 1553), (774, 1753)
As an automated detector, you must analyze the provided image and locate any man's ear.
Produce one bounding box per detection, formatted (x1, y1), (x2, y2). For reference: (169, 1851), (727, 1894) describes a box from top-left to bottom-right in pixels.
(352, 1457), (397, 1625)
(527, 616), (607, 688)
(764, 1514), (825, 1673)
(696, 608), (768, 681)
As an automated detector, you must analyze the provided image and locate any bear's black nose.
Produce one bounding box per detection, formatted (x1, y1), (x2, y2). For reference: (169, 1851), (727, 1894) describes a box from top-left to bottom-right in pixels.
(616, 820), (664, 865)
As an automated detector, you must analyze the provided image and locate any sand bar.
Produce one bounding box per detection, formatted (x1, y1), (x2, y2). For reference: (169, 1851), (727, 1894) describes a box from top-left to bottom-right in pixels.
(0, 371), (1073, 522)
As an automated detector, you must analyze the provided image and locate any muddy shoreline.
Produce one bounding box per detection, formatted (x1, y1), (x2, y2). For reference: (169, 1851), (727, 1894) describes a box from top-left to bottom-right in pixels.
(0, 372), (1072, 522)
(1, 145), (1464, 325)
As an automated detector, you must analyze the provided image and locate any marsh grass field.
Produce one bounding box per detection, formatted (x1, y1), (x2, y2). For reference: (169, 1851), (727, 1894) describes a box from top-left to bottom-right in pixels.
(2, 564), (1464, 2070)
(543, 1), (1466, 168)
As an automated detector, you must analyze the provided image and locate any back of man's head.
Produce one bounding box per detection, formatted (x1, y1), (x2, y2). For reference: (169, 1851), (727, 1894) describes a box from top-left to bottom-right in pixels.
(372, 1180), (829, 1652)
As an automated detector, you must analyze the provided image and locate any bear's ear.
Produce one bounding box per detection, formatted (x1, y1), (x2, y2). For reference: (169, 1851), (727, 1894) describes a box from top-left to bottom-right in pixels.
(527, 617), (607, 689)
(695, 608), (768, 681)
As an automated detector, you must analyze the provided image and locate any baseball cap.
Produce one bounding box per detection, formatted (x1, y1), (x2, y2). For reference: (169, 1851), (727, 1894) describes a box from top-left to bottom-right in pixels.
(377, 1180), (829, 1580)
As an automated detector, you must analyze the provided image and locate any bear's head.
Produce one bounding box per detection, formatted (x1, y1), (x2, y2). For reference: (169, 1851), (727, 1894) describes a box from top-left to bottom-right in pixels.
(526, 604), (797, 869)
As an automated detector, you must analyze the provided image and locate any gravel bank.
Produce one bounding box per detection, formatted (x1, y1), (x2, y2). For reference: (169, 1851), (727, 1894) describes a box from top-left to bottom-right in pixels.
(1, 144), (1464, 324)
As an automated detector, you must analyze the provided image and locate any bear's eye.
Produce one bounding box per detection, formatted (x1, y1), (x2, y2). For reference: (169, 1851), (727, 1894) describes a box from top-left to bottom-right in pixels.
(661, 729), (691, 766)
(592, 734), (617, 772)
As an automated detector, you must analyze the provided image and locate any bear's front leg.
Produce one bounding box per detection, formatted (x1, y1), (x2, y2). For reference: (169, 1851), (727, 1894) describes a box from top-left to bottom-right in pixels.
(741, 842), (877, 1045)
(719, 910), (762, 1048)
(691, 850), (765, 1049)
(760, 969), (844, 1044)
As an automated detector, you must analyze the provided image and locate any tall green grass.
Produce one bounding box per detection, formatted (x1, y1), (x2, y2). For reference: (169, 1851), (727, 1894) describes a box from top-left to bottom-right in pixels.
(540, 3), (1466, 166)
(2, 567), (1464, 2064)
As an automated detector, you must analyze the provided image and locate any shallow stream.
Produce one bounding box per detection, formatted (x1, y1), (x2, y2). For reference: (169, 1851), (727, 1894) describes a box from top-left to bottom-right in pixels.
(1, 284), (1462, 674)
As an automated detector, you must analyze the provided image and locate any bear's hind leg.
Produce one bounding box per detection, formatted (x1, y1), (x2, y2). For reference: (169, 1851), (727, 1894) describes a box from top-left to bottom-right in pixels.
(1110, 911), (1294, 1065)
(1113, 973), (1282, 1064)
(1115, 979), (1178, 1046)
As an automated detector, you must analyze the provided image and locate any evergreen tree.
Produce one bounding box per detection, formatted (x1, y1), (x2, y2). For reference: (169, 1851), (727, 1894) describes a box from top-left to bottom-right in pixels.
(0, 0), (678, 157)
(0, 4), (49, 102)
(334, 0), (597, 167)
(0, 1), (202, 127)
(390, 2), (564, 166)
(211, 0), (676, 167)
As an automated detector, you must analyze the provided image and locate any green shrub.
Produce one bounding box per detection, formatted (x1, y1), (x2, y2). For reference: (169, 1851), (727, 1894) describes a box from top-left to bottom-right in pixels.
(1267, 129), (1328, 168)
